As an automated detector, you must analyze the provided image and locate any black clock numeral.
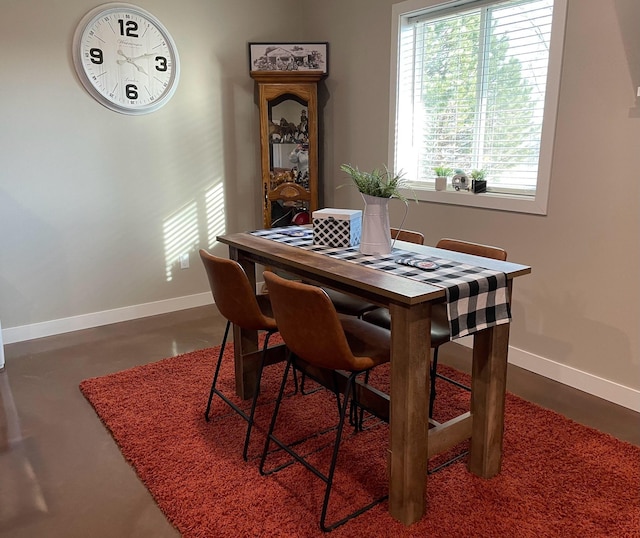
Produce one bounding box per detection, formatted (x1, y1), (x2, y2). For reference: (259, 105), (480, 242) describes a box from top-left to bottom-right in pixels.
(89, 48), (103, 64)
(126, 84), (138, 100)
(155, 56), (168, 72)
(118, 19), (139, 37)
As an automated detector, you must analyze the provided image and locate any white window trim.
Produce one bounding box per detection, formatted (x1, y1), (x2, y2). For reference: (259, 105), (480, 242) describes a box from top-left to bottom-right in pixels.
(388, 0), (568, 215)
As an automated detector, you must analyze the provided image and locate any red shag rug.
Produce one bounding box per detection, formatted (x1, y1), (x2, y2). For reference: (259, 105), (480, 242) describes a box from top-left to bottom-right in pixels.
(79, 342), (640, 538)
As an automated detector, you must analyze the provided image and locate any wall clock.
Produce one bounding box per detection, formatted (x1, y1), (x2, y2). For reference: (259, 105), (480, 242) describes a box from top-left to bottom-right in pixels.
(72, 3), (180, 115)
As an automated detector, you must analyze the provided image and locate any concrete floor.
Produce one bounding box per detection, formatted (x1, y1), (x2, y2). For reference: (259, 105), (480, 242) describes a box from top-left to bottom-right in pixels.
(1, 305), (638, 537)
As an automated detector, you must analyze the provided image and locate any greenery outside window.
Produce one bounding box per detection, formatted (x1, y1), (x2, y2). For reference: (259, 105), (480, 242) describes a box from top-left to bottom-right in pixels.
(389, 0), (568, 214)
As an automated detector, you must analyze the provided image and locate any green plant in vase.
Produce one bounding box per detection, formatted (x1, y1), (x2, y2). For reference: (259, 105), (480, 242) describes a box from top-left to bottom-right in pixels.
(339, 163), (411, 202)
(470, 169), (487, 193)
(433, 166), (453, 191)
(433, 166), (453, 178)
(339, 163), (414, 255)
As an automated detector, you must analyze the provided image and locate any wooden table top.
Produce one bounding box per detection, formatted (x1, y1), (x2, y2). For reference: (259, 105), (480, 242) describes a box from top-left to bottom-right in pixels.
(218, 231), (531, 307)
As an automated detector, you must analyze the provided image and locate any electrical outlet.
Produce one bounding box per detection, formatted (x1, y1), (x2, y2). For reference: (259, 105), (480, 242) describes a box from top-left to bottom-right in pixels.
(180, 253), (190, 269)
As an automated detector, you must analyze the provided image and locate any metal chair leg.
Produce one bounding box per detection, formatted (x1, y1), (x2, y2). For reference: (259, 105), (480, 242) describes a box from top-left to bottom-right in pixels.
(242, 330), (275, 461)
(260, 362), (387, 532)
(259, 352), (293, 476)
(354, 370), (370, 431)
(319, 372), (359, 531)
(300, 371), (324, 396)
(429, 346), (439, 419)
(430, 346), (472, 419)
(205, 320), (231, 422)
(321, 371), (387, 532)
(206, 322), (280, 462)
(427, 346), (473, 475)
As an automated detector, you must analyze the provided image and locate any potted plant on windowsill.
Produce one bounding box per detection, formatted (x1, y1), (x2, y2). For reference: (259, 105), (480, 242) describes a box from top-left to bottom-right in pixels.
(433, 166), (453, 191)
(470, 169), (487, 193)
(339, 163), (412, 255)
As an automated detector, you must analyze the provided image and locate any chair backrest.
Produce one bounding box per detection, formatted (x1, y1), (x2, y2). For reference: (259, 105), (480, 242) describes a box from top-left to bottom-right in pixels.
(391, 227), (425, 245)
(263, 271), (366, 371)
(436, 238), (507, 261)
(199, 249), (276, 331)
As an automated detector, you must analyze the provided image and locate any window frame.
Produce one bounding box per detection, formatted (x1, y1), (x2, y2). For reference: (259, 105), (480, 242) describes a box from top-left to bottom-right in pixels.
(388, 0), (568, 215)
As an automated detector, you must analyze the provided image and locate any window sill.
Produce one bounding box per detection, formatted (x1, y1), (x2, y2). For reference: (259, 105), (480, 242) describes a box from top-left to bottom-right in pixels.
(401, 186), (549, 215)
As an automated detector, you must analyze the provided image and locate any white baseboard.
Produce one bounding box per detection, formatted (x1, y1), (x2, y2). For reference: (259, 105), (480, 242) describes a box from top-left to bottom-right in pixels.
(3, 299), (638, 414)
(456, 336), (640, 413)
(2, 292), (213, 345)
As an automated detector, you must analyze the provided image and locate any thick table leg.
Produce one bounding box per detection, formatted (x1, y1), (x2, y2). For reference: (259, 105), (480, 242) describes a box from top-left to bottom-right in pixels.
(468, 322), (510, 477)
(231, 327), (260, 400)
(388, 302), (431, 525)
(229, 247), (259, 400)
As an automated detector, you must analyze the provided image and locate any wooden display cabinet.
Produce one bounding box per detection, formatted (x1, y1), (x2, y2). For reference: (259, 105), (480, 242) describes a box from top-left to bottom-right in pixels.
(250, 71), (325, 228)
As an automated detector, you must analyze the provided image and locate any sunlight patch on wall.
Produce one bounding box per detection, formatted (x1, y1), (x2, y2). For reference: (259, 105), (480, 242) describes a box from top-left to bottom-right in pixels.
(205, 182), (226, 248)
(163, 201), (200, 282)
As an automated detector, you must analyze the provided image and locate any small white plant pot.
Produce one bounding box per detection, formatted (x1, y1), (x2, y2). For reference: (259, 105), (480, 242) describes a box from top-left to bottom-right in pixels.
(435, 176), (447, 191)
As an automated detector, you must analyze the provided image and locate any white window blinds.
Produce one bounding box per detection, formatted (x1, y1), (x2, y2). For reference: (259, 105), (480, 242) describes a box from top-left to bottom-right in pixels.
(395, 0), (555, 195)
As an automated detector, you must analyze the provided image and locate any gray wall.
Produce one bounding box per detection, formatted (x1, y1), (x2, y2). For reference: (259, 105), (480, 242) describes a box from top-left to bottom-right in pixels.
(309, 0), (640, 398)
(1, 0), (638, 402)
(1, 0), (298, 324)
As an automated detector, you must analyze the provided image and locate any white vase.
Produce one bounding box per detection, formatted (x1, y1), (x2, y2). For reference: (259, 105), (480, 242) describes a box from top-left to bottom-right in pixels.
(359, 193), (392, 255)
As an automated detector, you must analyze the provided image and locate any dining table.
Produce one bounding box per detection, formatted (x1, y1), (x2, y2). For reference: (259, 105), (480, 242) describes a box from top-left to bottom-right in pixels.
(217, 226), (531, 526)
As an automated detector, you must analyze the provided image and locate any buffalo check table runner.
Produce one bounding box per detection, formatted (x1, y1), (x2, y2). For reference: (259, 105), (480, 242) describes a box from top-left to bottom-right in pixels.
(251, 226), (511, 339)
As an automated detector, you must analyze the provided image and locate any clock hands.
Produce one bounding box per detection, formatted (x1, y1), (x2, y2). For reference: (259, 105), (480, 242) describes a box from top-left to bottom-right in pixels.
(116, 49), (151, 75)
(132, 63), (148, 75)
(119, 51), (158, 61)
(116, 49), (134, 62)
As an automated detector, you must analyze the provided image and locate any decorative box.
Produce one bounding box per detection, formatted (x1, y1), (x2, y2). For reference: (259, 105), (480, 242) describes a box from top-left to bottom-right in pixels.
(312, 208), (362, 248)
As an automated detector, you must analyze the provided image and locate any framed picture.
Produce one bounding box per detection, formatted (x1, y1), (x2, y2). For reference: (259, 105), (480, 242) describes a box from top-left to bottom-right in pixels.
(249, 42), (328, 74)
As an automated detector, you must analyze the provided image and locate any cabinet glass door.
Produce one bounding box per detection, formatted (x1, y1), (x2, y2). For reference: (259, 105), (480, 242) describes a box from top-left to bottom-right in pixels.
(252, 72), (323, 229)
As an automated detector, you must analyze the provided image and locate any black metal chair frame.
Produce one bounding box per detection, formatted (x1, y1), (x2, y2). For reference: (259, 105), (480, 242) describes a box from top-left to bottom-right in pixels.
(259, 352), (387, 532)
(429, 347), (471, 418)
(427, 349), (471, 475)
(204, 320), (278, 461)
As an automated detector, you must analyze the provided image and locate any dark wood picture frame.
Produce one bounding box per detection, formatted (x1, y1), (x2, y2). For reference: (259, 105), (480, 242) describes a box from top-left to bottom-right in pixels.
(249, 42), (328, 74)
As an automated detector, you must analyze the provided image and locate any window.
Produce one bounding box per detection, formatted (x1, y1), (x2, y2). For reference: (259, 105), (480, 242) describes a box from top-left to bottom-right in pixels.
(390, 0), (567, 214)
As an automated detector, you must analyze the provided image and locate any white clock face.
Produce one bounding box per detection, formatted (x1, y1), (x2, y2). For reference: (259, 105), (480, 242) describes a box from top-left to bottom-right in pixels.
(73, 3), (180, 115)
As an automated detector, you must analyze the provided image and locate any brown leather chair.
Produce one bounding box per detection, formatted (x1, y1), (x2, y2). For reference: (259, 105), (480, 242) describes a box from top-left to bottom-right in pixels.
(325, 227), (425, 317)
(199, 249), (280, 461)
(260, 270), (390, 532)
(362, 238), (507, 417)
